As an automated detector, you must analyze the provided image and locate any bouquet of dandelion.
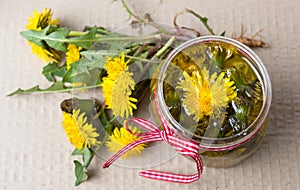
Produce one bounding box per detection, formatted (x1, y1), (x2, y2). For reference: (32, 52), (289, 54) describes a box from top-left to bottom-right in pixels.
(9, 0), (267, 186)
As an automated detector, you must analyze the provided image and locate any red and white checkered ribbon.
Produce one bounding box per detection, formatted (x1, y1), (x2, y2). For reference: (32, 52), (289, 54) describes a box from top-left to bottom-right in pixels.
(103, 117), (203, 183)
(102, 117), (203, 183)
(103, 90), (203, 183)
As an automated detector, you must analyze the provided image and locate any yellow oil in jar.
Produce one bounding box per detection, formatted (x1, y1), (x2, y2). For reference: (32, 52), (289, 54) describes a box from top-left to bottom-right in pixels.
(163, 41), (263, 139)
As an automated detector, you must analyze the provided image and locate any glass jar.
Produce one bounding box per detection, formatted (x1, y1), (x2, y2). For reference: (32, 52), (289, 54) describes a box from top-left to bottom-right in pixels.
(151, 36), (272, 168)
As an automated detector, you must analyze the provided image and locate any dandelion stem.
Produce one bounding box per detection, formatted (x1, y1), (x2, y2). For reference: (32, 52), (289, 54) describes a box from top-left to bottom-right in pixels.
(153, 36), (176, 58)
(85, 146), (101, 169)
(125, 55), (159, 63)
(80, 51), (159, 63)
(69, 31), (104, 38)
(83, 26), (111, 35)
(184, 9), (215, 35)
(29, 32), (163, 44)
(135, 36), (176, 82)
(121, 0), (169, 33)
(174, 9), (215, 36)
(68, 31), (88, 37)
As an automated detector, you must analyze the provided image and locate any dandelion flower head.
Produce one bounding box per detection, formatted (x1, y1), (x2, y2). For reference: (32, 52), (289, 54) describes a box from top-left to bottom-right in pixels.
(26, 8), (59, 31)
(102, 53), (137, 118)
(177, 67), (237, 121)
(66, 44), (82, 70)
(64, 44), (87, 90)
(25, 8), (61, 63)
(106, 125), (146, 159)
(105, 52), (128, 80)
(62, 109), (101, 149)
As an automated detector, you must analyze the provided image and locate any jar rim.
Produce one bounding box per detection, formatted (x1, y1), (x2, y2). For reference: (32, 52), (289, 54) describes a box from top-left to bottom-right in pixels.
(156, 35), (272, 148)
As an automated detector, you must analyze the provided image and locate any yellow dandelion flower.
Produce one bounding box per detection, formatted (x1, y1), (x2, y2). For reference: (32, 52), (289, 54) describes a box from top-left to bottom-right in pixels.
(177, 67), (237, 121)
(111, 72), (137, 117)
(105, 52), (129, 80)
(102, 53), (137, 118)
(106, 126), (146, 159)
(102, 77), (114, 107)
(27, 42), (61, 63)
(102, 71), (137, 118)
(26, 8), (59, 30)
(66, 44), (82, 70)
(27, 41), (61, 63)
(25, 8), (61, 63)
(62, 109), (101, 149)
(65, 44), (87, 91)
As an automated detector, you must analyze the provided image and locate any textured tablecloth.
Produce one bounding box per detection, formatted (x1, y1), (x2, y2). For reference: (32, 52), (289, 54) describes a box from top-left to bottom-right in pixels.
(1, 0), (300, 189)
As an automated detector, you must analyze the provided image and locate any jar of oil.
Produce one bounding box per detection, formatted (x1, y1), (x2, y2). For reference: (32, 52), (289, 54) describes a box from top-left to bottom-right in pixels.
(151, 36), (272, 167)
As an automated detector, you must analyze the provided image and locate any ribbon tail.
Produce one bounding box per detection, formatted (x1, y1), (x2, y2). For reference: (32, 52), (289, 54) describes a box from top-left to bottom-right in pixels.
(140, 170), (199, 184)
(139, 153), (203, 184)
(103, 137), (161, 168)
(192, 154), (204, 177)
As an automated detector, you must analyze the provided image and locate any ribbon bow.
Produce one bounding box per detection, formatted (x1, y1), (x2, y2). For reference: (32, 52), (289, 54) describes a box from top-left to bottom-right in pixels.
(103, 89), (203, 184)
